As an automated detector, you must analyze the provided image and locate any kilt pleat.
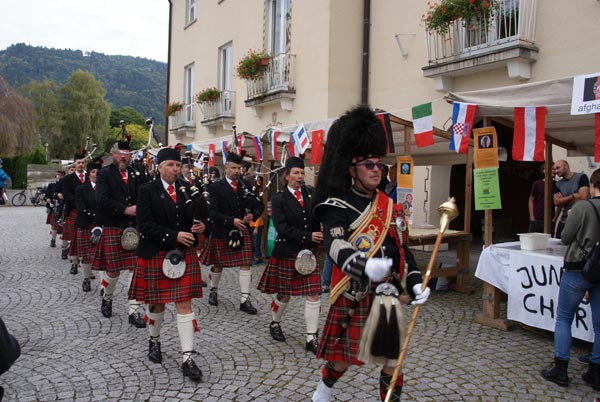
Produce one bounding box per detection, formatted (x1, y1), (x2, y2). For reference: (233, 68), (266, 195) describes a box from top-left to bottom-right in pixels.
(92, 227), (136, 273)
(129, 249), (203, 304)
(198, 228), (253, 267)
(73, 225), (96, 262)
(257, 256), (321, 296)
(317, 294), (373, 365)
(61, 210), (77, 241)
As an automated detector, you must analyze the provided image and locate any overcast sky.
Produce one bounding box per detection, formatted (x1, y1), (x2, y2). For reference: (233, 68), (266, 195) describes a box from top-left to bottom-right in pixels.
(0, 0), (169, 62)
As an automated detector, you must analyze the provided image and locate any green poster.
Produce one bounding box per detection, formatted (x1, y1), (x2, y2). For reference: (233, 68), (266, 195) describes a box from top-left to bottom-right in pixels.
(474, 168), (502, 210)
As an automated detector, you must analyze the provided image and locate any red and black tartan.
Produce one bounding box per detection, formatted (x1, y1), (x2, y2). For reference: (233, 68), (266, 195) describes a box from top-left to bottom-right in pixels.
(61, 210), (78, 241)
(46, 211), (63, 234)
(198, 228), (253, 267)
(92, 226), (137, 273)
(317, 284), (373, 365)
(129, 248), (203, 304)
(73, 225), (96, 262)
(257, 256), (321, 297)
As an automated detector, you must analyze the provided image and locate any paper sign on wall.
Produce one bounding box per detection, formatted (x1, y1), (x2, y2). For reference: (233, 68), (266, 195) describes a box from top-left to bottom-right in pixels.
(474, 167), (502, 210)
(473, 127), (499, 169)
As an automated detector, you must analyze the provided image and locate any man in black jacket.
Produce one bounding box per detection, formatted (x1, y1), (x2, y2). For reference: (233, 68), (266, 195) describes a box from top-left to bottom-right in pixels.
(199, 153), (264, 314)
(62, 150), (87, 271)
(44, 170), (66, 248)
(93, 141), (145, 328)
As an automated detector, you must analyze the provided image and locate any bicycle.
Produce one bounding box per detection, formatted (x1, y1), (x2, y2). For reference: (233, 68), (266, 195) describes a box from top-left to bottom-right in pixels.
(11, 184), (46, 207)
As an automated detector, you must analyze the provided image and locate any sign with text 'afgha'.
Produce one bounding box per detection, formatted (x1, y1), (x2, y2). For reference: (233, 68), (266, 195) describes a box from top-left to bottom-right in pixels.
(508, 252), (593, 342)
(571, 72), (600, 115)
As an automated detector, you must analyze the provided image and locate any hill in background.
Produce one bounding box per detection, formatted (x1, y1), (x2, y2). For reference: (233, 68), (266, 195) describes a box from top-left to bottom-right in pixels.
(0, 43), (167, 126)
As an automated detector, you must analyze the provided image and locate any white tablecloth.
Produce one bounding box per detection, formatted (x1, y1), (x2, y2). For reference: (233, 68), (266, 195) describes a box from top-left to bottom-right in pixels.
(475, 239), (594, 342)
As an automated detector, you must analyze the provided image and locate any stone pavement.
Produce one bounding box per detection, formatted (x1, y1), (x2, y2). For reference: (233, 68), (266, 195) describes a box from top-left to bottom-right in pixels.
(0, 206), (598, 401)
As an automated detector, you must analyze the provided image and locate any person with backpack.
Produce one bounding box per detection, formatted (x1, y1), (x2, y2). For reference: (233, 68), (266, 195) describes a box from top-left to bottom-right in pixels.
(541, 168), (600, 391)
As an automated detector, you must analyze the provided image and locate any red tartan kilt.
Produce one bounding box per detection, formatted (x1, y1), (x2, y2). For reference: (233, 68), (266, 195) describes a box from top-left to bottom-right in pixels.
(129, 249), (203, 304)
(198, 228), (253, 267)
(61, 210), (77, 241)
(72, 225), (97, 262)
(257, 256), (321, 297)
(317, 293), (373, 365)
(92, 227), (137, 273)
(46, 211), (55, 225)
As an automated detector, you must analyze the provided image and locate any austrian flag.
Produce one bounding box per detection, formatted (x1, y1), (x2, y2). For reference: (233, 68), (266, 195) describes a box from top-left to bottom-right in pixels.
(512, 106), (546, 162)
(450, 102), (476, 154)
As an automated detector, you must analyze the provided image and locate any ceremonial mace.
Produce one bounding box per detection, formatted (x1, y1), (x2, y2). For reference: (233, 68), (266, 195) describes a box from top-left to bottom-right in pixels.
(384, 197), (459, 402)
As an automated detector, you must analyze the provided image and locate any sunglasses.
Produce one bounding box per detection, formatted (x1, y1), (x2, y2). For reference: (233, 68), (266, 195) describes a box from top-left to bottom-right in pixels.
(355, 161), (386, 171)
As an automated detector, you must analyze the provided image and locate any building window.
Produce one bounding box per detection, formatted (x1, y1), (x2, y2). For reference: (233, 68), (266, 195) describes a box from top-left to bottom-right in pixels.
(186, 0), (196, 25)
(219, 42), (233, 91)
(266, 0), (290, 55)
(184, 63), (194, 122)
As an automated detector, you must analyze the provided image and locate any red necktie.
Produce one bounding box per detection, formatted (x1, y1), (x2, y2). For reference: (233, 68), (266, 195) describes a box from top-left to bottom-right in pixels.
(231, 180), (237, 192)
(79, 173), (85, 184)
(188, 177), (193, 185)
(120, 171), (128, 184)
(167, 185), (177, 203)
(294, 190), (304, 207)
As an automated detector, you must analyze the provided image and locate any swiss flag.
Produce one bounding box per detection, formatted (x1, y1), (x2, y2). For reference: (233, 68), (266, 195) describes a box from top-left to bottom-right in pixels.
(208, 144), (215, 167)
(310, 129), (324, 164)
(513, 107), (546, 161)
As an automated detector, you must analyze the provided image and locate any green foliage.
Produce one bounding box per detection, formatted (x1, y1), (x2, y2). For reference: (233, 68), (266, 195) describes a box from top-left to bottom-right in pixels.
(164, 101), (184, 116)
(423, 0), (495, 35)
(236, 49), (270, 81)
(110, 107), (146, 128)
(196, 87), (222, 103)
(0, 44), (167, 126)
(0, 148), (48, 189)
(108, 124), (157, 153)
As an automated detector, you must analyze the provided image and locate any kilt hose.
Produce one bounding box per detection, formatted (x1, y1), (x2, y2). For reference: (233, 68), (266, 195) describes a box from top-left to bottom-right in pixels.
(129, 248), (203, 304)
(92, 227), (137, 273)
(199, 227), (253, 268)
(257, 256), (321, 297)
(61, 210), (78, 241)
(317, 293), (374, 365)
(73, 225), (96, 262)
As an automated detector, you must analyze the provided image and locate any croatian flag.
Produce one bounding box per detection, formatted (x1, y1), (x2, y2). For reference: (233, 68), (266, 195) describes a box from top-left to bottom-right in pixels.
(221, 140), (228, 164)
(251, 135), (263, 161)
(292, 124), (310, 154)
(449, 102), (476, 154)
(513, 106), (546, 161)
(270, 130), (279, 160)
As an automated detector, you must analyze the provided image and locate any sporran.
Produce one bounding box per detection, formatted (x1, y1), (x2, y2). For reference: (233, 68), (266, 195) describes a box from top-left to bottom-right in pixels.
(121, 226), (139, 251)
(295, 249), (317, 275)
(162, 249), (186, 279)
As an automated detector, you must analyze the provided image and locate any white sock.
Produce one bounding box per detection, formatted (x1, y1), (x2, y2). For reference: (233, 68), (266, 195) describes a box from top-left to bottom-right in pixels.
(70, 256), (78, 264)
(210, 270), (222, 289)
(51, 229), (57, 240)
(305, 300), (321, 342)
(239, 269), (252, 303)
(177, 313), (196, 364)
(62, 240), (69, 249)
(147, 310), (164, 338)
(129, 300), (144, 316)
(81, 263), (92, 279)
(271, 295), (288, 323)
(102, 272), (118, 297)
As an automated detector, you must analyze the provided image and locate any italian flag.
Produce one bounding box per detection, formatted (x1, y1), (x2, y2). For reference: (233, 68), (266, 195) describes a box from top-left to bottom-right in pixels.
(512, 106), (546, 161)
(412, 102), (434, 148)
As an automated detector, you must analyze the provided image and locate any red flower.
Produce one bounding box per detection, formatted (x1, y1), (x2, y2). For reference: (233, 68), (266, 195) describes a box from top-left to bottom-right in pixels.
(469, 0), (475, 3)
(441, 5), (447, 13)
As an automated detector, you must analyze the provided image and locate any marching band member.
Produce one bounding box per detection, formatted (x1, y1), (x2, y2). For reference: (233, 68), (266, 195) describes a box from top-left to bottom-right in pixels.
(311, 106), (430, 402)
(93, 141), (146, 328)
(129, 148), (207, 382)
(62, 150), (87, 273)
(257, 156), (323, 353)
(45, 169), (66, 248)
(199, 152), (264, 314)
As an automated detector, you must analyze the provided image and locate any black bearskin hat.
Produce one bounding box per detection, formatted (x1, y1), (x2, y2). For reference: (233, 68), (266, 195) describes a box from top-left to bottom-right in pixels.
(314, 105), (387, 205)
(73, 148), (87, 161)
(86, 161), (102, 172)
(226, 152), (243, 165)
(284, 156), (305, 171)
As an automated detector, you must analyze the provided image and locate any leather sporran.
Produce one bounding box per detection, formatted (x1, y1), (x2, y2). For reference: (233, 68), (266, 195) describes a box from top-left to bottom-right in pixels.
(162, 249), (186, 279)
(227, 229), (243, 249)
(582, 241), (600, 284)
(295, 249), (317, 275)
(121, 227), (140, 251)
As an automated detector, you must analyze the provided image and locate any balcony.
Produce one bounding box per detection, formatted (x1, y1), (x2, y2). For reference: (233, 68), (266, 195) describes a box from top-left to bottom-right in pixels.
(244, 53), (296, 117)
(197, 90), (236, 133)
(169, 104), (196, 138)
(422, 0), (538, 92)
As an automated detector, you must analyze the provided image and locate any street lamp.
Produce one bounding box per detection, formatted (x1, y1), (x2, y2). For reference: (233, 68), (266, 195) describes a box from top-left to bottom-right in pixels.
(44, 143), (49, 162)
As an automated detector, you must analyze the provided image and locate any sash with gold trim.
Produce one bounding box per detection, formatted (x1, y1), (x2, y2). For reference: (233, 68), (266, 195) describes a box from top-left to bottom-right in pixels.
(328, 192), (393, 305)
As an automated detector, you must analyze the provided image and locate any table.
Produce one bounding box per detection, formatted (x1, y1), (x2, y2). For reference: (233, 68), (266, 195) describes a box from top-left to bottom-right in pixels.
(475, 240), (594, 342)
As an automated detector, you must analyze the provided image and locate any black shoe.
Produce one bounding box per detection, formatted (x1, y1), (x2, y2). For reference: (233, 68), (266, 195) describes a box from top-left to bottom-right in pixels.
(541, 358), (569, 387)
(240, 299), (257, 315)
(269, 321), (286, 342)
(50, 239), (56, 248)
(70, 263), (78, 275)
(202, 280), (207, 287)
(61, 249), (68, 260)
(82, 279), (91, 292)
(321, 285), (330, 294)
(91, 274), (96, 280)
(306, 335), (319, 355)
(208, 288), (218, 306)
(129, 311), (146, 328)
(182, 357), (203, 382)
(101, 297), (112, 318)
(148, 339), (162, 363)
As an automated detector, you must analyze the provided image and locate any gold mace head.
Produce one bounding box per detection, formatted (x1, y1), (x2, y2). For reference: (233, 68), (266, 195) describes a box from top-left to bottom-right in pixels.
(438, 197), (459, 233)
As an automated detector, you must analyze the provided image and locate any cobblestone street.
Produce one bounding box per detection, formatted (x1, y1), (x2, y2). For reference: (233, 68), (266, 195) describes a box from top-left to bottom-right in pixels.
(0, 207), (597, 401)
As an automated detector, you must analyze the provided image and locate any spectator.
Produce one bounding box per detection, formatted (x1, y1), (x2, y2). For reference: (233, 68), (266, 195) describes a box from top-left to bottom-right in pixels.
(553, 159), (590, 238)
(0, 159), (10, 205)
(385, 163), (398, 203)
(528, 166), (558, 233)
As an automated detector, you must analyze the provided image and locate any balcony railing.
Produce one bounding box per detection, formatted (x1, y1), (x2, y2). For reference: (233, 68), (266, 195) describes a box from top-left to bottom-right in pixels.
(425, 0), (537, 64)
(169, 104), (195, 130)
(245, 53), (296, 100)
(198, 90), (235, 122)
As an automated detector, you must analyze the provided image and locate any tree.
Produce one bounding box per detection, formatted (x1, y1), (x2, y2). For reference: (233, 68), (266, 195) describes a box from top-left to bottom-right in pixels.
(0, 76), (34, 156)
(110, 106), (146, 128)
(108, 123), (157, 153)
(59, 70), (111, 158)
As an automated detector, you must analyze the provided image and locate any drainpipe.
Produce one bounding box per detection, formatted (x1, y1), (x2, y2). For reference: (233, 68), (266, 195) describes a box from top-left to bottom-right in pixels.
(361, 0), (371, 105)
(165, 0), (173, 145)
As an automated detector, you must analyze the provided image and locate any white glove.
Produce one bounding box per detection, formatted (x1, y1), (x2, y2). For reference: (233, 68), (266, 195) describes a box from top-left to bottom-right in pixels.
(411, 284), (431, 305)
(365, 258), (392, 282)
